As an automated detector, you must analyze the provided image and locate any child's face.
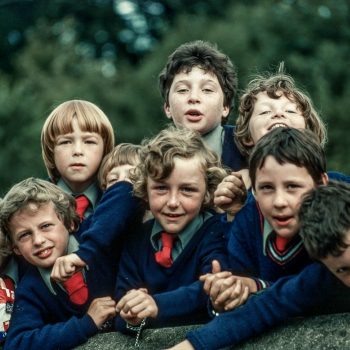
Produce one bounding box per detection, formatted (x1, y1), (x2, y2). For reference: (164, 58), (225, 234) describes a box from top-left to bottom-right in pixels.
(322, 232), (350, 287)
(54, 118), (104, 193)
(254, 156), (318, 239)
(247, 92), (306, 146)
(105, 164), (135, 189)
(147, 156), (207, 234)
(9, 202), (70, 269)
(164, 67), (229, 135)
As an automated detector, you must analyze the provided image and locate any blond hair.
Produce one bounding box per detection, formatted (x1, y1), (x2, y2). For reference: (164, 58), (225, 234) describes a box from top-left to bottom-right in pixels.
(98, 143), (142, 190)
(131, 126), (228, 209)
(0, 178), (79, 244)
(41, 100), (115, 182)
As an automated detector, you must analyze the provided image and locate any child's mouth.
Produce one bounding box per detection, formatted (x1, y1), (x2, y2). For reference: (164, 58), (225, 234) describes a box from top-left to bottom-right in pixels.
(35, 248), (53, 259)
(273, 216), (293, 226)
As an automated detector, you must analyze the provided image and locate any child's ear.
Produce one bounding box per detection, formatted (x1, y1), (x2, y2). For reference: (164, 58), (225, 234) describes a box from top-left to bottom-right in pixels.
(321, 173), (329, 185)
(242, 136), (254, 147)
(163, 103), (172, 119)
(13, 245), (21, 256)
(222, 106), (230, 119)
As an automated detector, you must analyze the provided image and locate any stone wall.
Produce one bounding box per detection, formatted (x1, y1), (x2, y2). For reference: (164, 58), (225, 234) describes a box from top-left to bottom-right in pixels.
(75, 313), (350, 350)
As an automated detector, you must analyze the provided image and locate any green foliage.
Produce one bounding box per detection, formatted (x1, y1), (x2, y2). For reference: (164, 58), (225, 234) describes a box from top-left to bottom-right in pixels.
(0, 0), (349, 193)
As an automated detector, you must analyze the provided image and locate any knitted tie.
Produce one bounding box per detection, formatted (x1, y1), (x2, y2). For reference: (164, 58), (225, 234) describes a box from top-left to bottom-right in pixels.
(61, 195), (89, 305)
(155, 233), (175, 268)
(75, 195), (90, 221)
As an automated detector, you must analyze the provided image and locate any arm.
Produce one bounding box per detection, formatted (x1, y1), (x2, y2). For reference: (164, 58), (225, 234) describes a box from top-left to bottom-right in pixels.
(4, 283), (98, 350)
(77, 181), (142, 265)
(52, 182), (142, 281)
(153, 219), (230, 325)
(185, 262), (337, 350)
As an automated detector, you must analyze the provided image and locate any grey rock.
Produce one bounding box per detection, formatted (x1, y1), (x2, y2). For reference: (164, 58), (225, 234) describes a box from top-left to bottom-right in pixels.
(75, 313), (350, 350)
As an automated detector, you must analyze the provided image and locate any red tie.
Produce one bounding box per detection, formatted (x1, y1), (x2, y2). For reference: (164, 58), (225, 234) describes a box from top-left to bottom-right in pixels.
(61, 195), (90, 305)
(62, 272), (89, 305)
(75, 195), (90, 221)
(275, 236), (291, 252)
(155, 233), (175, 268)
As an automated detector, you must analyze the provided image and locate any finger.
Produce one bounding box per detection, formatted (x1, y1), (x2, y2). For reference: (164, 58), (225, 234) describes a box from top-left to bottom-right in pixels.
(211, 260), (221, 274)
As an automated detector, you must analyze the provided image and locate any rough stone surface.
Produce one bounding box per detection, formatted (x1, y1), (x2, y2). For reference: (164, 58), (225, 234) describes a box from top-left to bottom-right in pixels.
(75, 313), (350, 349)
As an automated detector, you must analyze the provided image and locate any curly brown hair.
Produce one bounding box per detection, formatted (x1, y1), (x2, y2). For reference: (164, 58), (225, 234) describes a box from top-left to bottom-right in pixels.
(131, 126), (228, 209)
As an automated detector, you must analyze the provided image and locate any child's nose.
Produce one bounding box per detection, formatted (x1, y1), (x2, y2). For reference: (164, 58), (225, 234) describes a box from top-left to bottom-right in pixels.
(188, 89), (200, 103)
(72, 141), (83, 155)
(32, 231), (46, 245)
(273, 191), (287, 207)
(167, 192), (180, 208)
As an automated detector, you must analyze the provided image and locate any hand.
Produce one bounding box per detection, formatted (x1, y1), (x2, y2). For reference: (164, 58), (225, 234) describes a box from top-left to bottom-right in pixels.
(165, 340), (195, 350)
(214, 172), (247, 219)
(51, 253), (86, 282)
(116, 288), (158, 326)
(87, 297), (117, 328)
(200, 260), (236, 312)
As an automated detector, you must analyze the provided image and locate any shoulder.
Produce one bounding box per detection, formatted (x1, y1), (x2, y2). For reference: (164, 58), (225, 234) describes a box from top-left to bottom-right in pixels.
(327, 171), (350, 184)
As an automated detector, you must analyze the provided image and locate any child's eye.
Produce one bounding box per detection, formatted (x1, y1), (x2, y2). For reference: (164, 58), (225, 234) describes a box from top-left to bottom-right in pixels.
(202, 88), (213, 93)
(56, 139), (70, 145)
(41, 223), (53, 230)
(336, 267), (349, 274)
(286, 109), (297, 114)
(176, 88), (189, 93)
(17, 231), (31, 242)
(181, 186), (197, 193)
(85, 139), (98, 144)
(258, 185), (273, 192)
(286, 183), (300, 190)
(259, 110), (270, 115)
(107, 177), (118, 187)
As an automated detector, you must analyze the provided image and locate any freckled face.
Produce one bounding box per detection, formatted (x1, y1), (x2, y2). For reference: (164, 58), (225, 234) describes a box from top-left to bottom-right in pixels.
(164, 67), (229, 135)
(147, 156), (207, 235)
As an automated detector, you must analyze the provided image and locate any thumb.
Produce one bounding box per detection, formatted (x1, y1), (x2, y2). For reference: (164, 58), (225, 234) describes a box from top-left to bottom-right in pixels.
(211, 260), (222, 274)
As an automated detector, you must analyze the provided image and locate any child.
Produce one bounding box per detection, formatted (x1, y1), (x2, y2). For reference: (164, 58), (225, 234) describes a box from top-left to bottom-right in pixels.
(299, 180), (350, 287)
(214, 67), (349, 216)
(114, 127), (229, 335)
(41, 99), (115, 218)
(169, 128), (350, 350)
(98, 143), (142, 191)
(0, 177), (140, 349)
(159, 40), (246, 173)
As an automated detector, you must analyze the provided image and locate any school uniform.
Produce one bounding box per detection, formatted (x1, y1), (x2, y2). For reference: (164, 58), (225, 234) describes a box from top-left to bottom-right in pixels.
(114, 213), (229, 332)
(202, 124), (246, 171)
(4, 182), (141, 350)
(184, 171), (350, 350)
(57, 178), (102, 218)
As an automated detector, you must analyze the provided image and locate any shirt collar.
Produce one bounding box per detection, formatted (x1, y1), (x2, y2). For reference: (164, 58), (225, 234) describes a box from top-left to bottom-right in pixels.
(262, 218), (274, 256)
(38, 235), (80, 295)
(202, 124), (224, 158)
(57, 178), (100, 209)
(150, 211), (212, 251)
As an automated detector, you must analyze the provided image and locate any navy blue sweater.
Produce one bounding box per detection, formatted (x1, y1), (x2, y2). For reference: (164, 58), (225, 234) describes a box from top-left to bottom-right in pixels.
(185, 171), (350, 350)
(227, 192), (311, 286)
(4, 181), (141, 350)
(221, 125), (246, 171)
(114, 214), (229, 331)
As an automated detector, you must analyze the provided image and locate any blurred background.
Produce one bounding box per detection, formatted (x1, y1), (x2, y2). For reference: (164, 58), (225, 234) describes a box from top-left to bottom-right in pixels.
(0, 0), (349, 194)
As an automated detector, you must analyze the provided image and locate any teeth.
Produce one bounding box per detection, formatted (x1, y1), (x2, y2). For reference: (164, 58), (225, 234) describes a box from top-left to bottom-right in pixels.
(270, 124), (286, 129)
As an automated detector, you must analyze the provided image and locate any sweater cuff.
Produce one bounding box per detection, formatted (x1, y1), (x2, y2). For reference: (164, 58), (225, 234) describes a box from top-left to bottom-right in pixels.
(251, 277), (270, 292)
